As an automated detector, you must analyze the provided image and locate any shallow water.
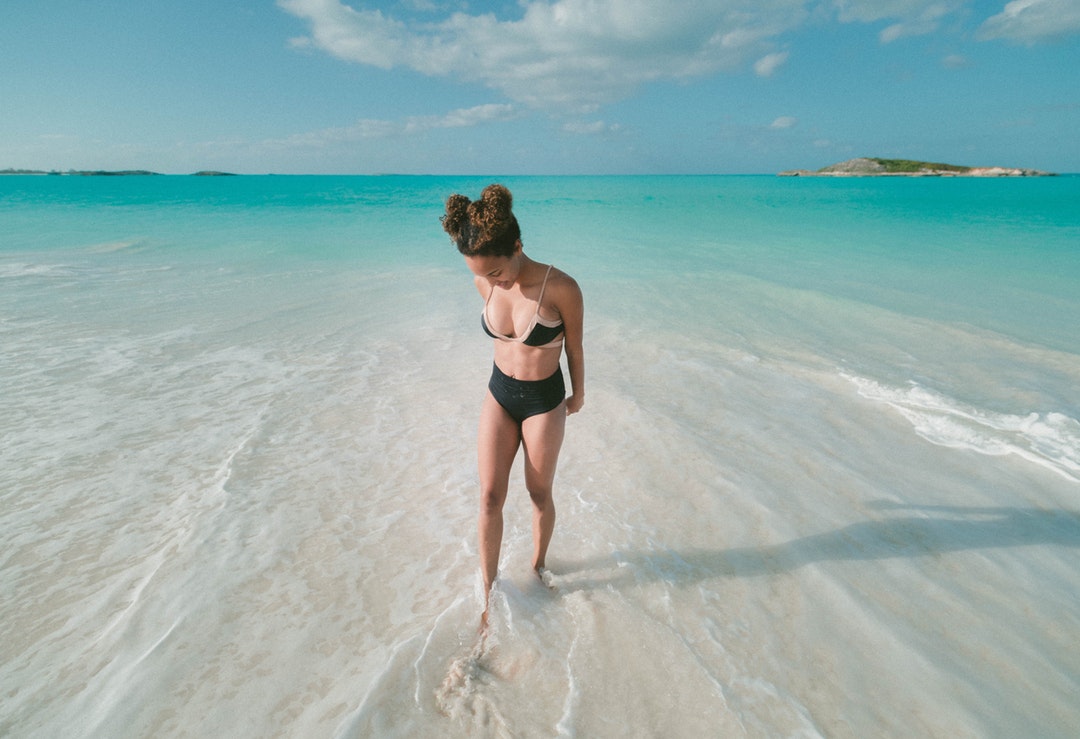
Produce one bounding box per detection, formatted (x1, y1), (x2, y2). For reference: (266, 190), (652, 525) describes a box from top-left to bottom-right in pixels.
(2, 175), (1079, 737)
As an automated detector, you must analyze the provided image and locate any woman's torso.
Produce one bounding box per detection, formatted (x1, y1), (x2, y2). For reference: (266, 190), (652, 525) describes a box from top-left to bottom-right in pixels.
(481, 264), (565, 380)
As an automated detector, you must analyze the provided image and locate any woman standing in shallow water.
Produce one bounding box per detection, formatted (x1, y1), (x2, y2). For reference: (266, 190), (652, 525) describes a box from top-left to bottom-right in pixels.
(442, 184), (585, 625)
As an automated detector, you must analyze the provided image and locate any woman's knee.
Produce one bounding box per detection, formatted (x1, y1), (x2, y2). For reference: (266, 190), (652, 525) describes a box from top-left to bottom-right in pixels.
(479, 485), (507, 513)
(526, 483), (552, 509)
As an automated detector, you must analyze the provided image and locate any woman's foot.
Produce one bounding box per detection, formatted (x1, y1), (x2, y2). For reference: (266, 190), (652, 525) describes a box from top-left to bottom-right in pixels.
(535, 566), (556, 589)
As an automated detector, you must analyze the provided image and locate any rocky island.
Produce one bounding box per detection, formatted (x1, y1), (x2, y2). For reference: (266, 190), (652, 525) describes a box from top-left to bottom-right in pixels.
(779, 158), (1054, 177)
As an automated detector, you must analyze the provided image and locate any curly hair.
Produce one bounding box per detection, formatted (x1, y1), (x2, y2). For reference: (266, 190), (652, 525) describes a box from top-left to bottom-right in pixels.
(441, 183), (522, 257)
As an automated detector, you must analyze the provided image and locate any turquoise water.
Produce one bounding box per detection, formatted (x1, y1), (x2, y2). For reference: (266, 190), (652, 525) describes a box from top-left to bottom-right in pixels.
(3, 175), (1079, 737)
(8, 174), (1076, 347)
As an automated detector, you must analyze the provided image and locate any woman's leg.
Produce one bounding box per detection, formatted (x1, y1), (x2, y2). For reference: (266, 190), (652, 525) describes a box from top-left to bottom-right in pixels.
(476, 391), (521, 602)
(520, 401), (567, 575)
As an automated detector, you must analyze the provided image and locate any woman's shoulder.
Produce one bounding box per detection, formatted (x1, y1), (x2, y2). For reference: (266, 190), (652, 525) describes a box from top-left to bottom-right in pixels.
(547, 265), (579, 290)
(544, 265), (582, 304)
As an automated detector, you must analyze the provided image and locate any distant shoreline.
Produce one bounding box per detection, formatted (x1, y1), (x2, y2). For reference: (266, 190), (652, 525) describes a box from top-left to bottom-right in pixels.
(2, 166), (1068, 178)
(779, 157), (1055, 177)
(0, 169), (237, 176)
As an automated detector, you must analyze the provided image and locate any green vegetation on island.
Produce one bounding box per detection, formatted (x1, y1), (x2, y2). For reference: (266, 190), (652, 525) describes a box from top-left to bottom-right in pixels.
(780, 158), (1053, 177)
(857, 158), (970, 173)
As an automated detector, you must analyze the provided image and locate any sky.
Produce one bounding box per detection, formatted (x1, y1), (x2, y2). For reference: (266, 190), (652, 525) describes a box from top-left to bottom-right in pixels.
(1, 0), (1078, 174)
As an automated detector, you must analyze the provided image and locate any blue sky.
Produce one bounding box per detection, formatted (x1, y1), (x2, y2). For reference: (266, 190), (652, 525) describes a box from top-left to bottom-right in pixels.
(2, 0), (1078, 174)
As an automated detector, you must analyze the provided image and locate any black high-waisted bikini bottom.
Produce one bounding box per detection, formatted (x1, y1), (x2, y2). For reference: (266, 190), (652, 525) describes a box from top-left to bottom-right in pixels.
(488, 363), (565, 423)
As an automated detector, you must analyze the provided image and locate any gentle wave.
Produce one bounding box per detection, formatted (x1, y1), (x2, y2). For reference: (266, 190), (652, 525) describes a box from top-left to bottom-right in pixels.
(0, 262), (71, 278)
(85, 240), (143, 253)
(844, 373), (1080, 483)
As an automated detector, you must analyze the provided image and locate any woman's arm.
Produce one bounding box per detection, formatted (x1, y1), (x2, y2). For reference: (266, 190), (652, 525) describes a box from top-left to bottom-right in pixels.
(556, 274), (585, 414)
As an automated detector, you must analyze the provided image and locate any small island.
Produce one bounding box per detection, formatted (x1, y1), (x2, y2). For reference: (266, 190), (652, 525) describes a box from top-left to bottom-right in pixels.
(779, 158), (1054, 177)
(1, 168), (237, 176)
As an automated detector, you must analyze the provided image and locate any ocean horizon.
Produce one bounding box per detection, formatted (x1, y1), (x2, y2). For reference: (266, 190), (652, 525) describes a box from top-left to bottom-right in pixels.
(3, 174), (1079, 737)
(4, 168), (1078, 176)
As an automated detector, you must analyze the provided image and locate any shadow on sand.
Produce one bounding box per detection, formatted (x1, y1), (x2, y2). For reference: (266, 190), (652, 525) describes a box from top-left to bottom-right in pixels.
(557, 502), (1080, 589)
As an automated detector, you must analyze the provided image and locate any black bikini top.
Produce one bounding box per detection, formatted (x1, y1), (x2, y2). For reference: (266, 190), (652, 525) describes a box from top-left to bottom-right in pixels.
(481, 264), (565, 349)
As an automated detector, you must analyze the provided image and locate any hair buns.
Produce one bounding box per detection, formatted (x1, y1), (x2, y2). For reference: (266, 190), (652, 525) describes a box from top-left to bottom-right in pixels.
(442, 183), (521, 257)
(442, 193), (471, 240)
(470, 184), (512, 235)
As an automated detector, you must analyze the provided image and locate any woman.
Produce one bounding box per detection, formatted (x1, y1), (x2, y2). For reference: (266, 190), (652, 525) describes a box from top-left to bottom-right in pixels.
(441, 184), (584, 624)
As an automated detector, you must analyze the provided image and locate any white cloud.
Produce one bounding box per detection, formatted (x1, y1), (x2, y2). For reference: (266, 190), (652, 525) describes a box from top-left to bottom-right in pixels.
(770, 116), (797, 129)
(828, 0), (957, 41)
(273, 103), (518, 147)
(830, 0), (960, 25)
(278, 0), (809, 109)
(276, 0), (1079, 115)
(423, 104), (520, 129)
(878, 17), (929, 42)
(831, 0), (965, 42)
(562, 120), (622, 135)
(942, 53), (969, 68)
(754, 51), (790, 77)
(835, 0), (1080, 43)
(977, 0), (1080, 43)
(401, 0), (440, 11)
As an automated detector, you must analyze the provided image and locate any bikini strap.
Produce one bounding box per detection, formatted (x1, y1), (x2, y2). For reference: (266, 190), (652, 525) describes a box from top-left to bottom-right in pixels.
(536, 264), (554, 306)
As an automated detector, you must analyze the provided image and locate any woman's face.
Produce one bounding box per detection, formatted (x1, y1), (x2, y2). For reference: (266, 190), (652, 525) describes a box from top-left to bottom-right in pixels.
(464, 244), (522, 290)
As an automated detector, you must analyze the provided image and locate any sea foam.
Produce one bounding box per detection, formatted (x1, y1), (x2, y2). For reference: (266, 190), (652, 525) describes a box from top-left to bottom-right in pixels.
(845, 373), (1080, 483)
